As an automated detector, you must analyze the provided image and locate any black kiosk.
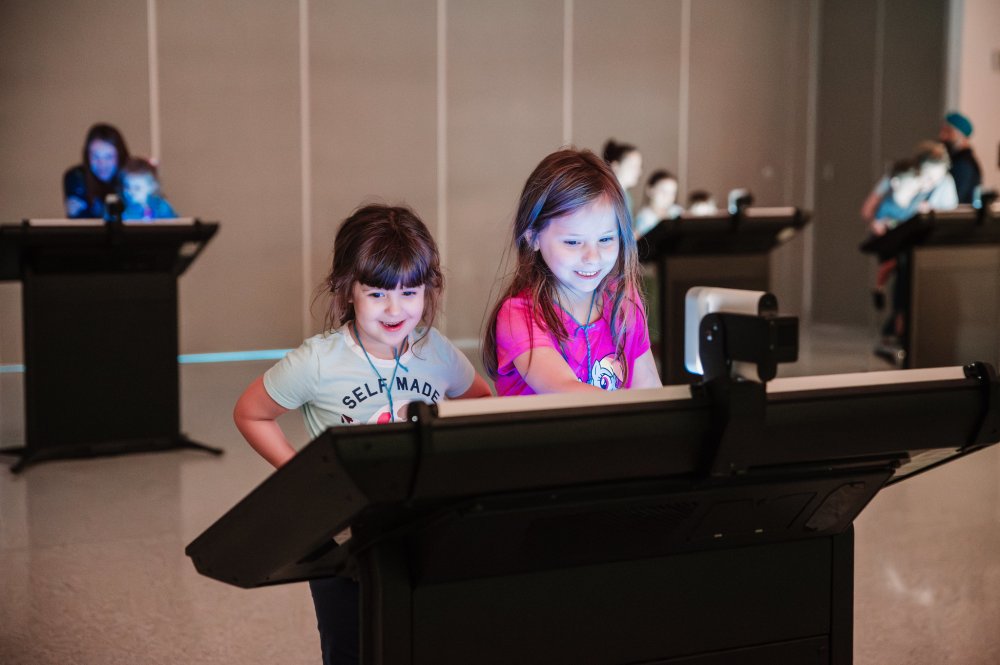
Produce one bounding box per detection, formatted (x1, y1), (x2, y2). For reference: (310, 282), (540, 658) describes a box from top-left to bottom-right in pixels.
(186, 299), (999, 665)
(861, 202), (1000, 369)
(638, 207), (808, 383)
(0, 218), (220, 472)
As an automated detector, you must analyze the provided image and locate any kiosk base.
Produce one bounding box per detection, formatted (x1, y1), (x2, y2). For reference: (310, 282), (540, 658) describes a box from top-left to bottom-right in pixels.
(360, 529), (853, 665)
(0, 434), (223, 474)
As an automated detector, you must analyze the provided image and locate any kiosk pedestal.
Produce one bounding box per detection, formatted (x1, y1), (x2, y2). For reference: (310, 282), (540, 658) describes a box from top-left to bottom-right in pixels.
(186, 363), (1000, 665)
(0, 219), (220, 472)
(638, 208), (808, 383)
(861, 204), (1000, 369)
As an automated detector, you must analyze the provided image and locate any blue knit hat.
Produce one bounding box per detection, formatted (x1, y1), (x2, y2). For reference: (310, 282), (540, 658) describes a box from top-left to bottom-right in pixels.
(944, 111), (973, 137)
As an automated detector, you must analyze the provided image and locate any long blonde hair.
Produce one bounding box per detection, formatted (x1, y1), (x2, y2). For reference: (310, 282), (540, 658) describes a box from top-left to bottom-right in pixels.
(482, 148), (644, 380)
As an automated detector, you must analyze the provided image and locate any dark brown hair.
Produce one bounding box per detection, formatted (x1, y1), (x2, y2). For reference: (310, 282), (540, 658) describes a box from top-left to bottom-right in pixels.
(120, 157), (158, 179)
(602, 138), (638, 166)
(912, 140), (950, 168)
(889, 157), (919, 179)
(482, 148), (644, 381)
(82, 123), (130, 207)
(319, 204), (443, 344)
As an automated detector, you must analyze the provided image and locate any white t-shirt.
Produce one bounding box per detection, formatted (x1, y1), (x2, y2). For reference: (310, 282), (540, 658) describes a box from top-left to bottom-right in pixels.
(264, 325), (476, 438)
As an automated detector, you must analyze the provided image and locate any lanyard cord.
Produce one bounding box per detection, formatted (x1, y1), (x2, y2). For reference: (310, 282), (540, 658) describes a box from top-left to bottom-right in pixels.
(352, 323), (409, 422)
(556, 290), (598, 385)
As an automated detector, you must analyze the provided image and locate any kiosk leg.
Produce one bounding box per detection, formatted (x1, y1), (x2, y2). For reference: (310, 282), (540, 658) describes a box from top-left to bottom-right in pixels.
(5, 270), (224, 473)
(1, 434), (223, 474)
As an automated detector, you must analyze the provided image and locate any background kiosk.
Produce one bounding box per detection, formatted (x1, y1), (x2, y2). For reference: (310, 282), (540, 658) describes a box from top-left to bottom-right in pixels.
(0, 218), (220, 473)
(861, 202), (1000, 369)
(638, 207), (808, 384)
(187, 296), (999, 665)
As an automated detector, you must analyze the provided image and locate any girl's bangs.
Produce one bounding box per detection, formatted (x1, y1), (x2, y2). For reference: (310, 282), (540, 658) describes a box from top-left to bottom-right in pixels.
(356, 251), (430, 290)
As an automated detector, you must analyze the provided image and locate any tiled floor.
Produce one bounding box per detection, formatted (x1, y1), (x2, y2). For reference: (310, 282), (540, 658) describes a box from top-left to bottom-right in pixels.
(1, 324), (998, 664)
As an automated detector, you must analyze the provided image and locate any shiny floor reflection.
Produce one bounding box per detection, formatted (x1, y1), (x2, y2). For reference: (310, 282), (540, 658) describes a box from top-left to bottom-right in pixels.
(1, 325), (998, 664)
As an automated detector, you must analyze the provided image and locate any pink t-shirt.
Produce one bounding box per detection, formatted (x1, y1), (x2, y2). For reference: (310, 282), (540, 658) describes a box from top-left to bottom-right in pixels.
(494, 289), (651, 396)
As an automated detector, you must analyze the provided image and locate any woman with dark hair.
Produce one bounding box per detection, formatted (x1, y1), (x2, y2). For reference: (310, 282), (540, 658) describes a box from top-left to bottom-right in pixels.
(63, 123), (130, 218)
(601, 138), (643, 215)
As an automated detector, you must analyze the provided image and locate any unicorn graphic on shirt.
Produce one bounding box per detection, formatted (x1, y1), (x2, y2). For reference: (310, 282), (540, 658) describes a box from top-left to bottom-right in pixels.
(591, 354), (624, 391)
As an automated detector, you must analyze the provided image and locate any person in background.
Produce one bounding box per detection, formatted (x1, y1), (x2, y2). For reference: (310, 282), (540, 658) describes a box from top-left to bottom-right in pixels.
(634, 169), (683, 237)
(686, 190), (718, 216)
(602, 139), (643, 216)
(63, 123), (130, 219)
(866, 158), (924, 365)
(860, 141), (958, 223)
(938, 111), (981, 204)
(121, 158), (178, 221)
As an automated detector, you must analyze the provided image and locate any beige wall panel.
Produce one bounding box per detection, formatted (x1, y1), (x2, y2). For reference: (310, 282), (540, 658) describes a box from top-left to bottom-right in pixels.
(687, 0), (810, 207)
(812, 0), (878, 326)
(0, 0), (150, 363)
(958, 0), (1000, 191)
(688, 0), (811, 316)
(308, 0), (438, 333)
(157, 1), (301, 353)
(446, 0), (565, 342)
(572, 0), (682, 200)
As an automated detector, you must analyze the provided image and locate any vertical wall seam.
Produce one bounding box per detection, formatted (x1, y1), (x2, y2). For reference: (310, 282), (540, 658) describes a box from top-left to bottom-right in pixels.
(783, 7), (798, 204)
(871, 0), (885, 180)
(944, 0), (963, 110)
(678, 0), (691, 193)
(147, 0), (161, 159)
(802, 0), (821, 323)
(563, 0), (573, 146)
(437, 0), (448, 332)
(300, 0), (313, 337)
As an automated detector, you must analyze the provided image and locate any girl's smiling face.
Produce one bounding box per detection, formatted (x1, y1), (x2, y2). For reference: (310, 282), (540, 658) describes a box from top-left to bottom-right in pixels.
(533, 197), (620, 308)
(350, 282), (426, 359)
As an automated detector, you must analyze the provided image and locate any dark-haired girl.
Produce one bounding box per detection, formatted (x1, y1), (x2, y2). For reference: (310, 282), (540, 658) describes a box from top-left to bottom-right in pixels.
(234, 204), (490, 664)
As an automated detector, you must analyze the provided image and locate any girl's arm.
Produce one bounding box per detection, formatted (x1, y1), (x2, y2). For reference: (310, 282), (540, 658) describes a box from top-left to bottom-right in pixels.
(512, 347), (605, 394)
(629, 349), (662, 388)
(233, 375), (296, 469)
(456, 373), (493, 399)
(860, 187), (881, 223)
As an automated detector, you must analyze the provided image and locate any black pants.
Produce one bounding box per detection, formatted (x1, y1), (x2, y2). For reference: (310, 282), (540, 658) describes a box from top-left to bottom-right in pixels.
(309, 576), (359, 665)
(881, 252), (910, 338)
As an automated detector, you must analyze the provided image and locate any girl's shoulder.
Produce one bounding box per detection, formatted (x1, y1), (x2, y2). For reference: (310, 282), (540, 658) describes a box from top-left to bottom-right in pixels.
(496, 290), (549, 329)
(412, 325), (458, 349)
(409, 326), (468, 362)
(298, 326), (352, 354)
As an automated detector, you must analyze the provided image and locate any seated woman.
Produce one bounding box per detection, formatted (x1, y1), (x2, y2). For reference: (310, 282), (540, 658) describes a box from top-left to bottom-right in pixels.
(63, 123), (130, 219)
(602, 138), (643, 216)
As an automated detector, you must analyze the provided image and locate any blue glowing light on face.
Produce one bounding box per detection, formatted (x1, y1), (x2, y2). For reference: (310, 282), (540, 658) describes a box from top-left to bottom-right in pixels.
(88, 139), (119, 182)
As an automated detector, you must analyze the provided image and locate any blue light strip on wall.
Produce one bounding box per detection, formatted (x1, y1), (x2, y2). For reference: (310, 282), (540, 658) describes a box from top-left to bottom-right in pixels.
(177, 349), (292, 364)
(0, 349), (291, 374)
